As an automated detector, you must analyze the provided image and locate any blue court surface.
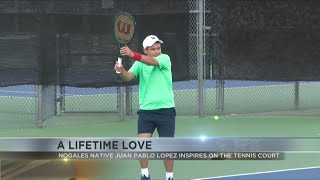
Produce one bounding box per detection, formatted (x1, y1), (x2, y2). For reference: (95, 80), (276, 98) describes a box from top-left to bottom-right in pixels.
(194, 166), (320, 180)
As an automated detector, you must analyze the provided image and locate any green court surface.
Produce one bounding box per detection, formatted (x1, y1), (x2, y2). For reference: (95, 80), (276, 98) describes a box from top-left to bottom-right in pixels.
(1, 112), (320, 137)
(0, 114), (319, 180)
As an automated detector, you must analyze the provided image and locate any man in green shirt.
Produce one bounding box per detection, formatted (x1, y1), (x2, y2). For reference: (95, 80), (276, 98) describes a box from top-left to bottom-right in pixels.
(114, 35), (176, 180)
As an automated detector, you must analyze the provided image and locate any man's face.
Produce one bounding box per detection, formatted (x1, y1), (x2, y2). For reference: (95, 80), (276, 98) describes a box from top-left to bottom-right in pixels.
(143, 43), (161, 57)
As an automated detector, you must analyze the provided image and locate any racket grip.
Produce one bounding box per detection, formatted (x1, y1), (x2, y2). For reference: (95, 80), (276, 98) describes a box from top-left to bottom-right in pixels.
(116, 57), (122, 74)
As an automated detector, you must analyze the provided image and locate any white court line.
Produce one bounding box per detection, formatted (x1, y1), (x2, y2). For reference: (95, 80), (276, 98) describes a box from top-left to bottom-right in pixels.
(285, 151), (320, 153)
(173, 84), (293, 93)
(0, 91), (116, 97)
(0, 96), (35, 99)
(192, 166), (320, 180)
(174, 82), (320, 92)
(176, 81), (320, 90)
(64, 93), (117, 97)
(0, 90), (35, 94)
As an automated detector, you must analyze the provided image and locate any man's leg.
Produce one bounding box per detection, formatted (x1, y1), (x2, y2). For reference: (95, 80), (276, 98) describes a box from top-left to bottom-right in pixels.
(139, 133), (152, 175)
(164, 160), (174, 179)
(156, 108), (176, 180)
(137, 110), (156, 180)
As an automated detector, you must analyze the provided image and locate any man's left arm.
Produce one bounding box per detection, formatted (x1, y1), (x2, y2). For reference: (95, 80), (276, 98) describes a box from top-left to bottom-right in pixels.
(120, 46), (160, 66)
(136, 54), (170, 69)
(137, 55), (159, 66)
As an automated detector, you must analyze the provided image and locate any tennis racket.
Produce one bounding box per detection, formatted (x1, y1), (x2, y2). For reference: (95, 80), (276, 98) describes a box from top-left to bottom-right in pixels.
(114, 12), (136, 73)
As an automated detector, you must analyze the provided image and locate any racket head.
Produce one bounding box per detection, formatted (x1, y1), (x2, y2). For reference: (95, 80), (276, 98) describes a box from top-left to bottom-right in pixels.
(114, 12), (136, 45)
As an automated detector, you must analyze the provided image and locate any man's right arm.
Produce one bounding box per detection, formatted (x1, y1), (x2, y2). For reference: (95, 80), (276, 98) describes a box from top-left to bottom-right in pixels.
(114, 61), (135, 81)
(120, 69), (135, 82)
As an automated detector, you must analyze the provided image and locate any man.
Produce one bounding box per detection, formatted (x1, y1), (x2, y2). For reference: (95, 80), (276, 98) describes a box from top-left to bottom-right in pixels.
(114, 35), (175, 180)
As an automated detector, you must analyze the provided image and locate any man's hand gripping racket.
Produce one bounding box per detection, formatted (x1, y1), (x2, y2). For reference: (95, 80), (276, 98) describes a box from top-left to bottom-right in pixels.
(114, 12), (136, 73)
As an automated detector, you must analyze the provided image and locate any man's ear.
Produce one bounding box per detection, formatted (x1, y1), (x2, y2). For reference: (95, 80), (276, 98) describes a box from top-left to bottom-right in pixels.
(143, 48), (148, 55)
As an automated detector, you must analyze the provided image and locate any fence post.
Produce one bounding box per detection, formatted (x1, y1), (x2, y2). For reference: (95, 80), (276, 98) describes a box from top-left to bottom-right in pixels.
(126, 86), (132, 116)
(197, 0), (205, 117)
(117, 86), (125, 121)
(216, 78), (224, 114)
(36, 85), (44, 128)
(294, 81), (300, 110)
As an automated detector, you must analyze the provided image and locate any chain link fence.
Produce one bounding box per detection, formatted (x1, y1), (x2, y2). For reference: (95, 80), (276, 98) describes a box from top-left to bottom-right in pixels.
(0, 32), (37, 130)
(0, 85), (37, 130)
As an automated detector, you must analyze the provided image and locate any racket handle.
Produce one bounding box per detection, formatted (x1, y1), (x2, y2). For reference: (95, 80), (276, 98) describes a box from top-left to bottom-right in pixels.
(116, 57), (122, 74)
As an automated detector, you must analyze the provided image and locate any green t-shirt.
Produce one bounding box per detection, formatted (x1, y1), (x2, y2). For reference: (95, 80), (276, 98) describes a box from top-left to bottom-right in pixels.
(129, 53), (175, 110)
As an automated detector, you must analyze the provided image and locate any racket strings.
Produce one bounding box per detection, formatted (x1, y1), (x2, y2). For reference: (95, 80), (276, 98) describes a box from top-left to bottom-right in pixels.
(114, 15), (135, 44)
